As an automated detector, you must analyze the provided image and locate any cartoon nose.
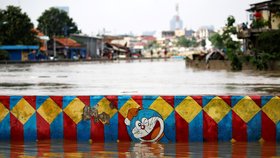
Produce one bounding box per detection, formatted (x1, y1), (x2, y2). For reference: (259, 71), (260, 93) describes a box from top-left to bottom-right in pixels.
(141, 125), (145, 129)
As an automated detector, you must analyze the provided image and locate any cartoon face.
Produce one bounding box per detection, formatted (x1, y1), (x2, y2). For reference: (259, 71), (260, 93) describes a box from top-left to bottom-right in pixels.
(125, 108), (164, 142)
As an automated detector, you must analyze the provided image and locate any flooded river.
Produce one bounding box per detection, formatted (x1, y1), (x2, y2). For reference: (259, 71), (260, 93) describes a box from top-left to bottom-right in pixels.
(0, 141), (279, 157)
(0, 59), (280, 157)
(0, 59), (279, 95)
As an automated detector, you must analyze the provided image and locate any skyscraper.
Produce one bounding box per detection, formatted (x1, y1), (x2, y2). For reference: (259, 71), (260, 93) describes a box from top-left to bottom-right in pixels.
(170, 3), (183, 31)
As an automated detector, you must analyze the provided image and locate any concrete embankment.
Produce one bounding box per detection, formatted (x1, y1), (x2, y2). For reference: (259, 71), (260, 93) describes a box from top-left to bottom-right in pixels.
(186, 59), (280, 71)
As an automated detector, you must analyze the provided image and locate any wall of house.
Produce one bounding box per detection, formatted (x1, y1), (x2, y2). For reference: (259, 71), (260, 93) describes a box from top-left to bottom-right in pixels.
(8, 50), (22, 61)
(86, 38), (98, 58)
(8, 50), (31, 61)
(259, 11), (280, 30)
(261, 10), (270, 21)
(0, 46), (40, 61)
(70, 35), (102, 58)
(0, 95), (279, 142)
(271, 13), (280, 29)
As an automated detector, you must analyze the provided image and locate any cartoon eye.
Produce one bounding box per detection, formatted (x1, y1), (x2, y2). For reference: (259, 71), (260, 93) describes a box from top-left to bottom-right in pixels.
(135, 120), (141, 129)
(142, 118), (148, 126)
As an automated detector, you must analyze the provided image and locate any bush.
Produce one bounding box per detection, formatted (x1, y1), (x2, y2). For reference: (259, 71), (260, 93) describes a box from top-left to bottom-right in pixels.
(251, 30), (280, 70)
(251, 19), (269, 29)
(0, 50), (9, 60)
(231, 55), (242, 71)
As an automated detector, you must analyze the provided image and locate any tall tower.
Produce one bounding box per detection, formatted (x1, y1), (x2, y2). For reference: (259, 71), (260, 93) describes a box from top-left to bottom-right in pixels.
(176, 3), (179, 17)
(170, 3), (183, 31)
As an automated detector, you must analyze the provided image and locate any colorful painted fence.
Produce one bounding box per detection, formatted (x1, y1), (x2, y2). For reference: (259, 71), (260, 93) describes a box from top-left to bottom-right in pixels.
(0, 96), (279, 142)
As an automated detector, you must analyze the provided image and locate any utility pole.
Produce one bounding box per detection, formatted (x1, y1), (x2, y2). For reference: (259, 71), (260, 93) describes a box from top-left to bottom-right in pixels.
(53, 35), (56, 58)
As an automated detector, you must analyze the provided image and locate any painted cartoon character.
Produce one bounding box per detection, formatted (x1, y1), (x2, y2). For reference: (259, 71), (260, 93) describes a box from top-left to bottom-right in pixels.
(125, 107), (165, 142)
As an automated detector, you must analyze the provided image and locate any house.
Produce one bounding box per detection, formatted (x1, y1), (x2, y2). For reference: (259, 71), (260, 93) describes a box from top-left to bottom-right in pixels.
(103, 42), (130, 59)
(70, 34), (102, 58)
(162, 31), (175, 39)
(194, 27), (215, 40)
(0, 45), (40, 61)
(32, 29), (49, 53)
(48, 37), (86, 60)
(237, 0), (280, 53)
(247, 0), (280, 30)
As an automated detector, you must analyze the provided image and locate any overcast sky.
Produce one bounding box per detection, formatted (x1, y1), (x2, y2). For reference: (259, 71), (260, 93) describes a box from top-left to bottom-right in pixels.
(1, 0), (263, 35)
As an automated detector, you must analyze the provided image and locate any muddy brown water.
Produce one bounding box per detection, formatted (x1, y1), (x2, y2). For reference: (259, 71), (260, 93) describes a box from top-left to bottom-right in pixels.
(0, 59), (279, 96)
(0, 59), (280, 157)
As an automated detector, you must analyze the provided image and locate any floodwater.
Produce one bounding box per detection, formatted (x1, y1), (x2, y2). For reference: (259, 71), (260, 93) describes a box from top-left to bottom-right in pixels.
(0, 59), (280, 95)
(0, 141), (280, 157)
(1, 59), (280, 157)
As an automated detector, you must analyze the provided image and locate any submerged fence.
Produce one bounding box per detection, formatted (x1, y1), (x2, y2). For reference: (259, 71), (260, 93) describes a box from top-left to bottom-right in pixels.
(0, 95), (279, 142)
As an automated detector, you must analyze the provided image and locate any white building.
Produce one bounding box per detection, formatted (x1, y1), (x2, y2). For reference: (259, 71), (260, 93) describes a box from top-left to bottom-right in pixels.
(170, 3), (183, 31)
(194, 26), (215, 40)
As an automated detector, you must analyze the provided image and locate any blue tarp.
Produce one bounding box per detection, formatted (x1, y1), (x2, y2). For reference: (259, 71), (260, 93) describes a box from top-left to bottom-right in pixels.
(0, 45), (39, 50)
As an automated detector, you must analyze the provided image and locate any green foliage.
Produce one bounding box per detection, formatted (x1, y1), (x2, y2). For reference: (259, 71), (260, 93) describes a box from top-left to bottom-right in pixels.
(226, 16), (243, 70)
(209, 33), (224, 49)
(227, 49), (242, 71)
(251, 52), (269, 70)
(257, 30), (280, 53)
(144, 40), (159, 49)
(177, 36), (197, 47)
(274, 11), (280, 18)
(208, 16), (242, 70)
(209, 16), (239, 50)
(0, 50), (9, 60)
(201, 39), (206, 47)
(37, 7), (79, 37)
(0, 5), (38, 45)
(223, 16), (242, 70)
(251, 19), (269, 29)
(226, 16), (235, 27)
(251, 30), (280, 70)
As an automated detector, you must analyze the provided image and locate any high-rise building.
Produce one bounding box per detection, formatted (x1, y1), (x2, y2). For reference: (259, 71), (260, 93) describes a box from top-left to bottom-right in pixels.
(170, 3), (183, 31)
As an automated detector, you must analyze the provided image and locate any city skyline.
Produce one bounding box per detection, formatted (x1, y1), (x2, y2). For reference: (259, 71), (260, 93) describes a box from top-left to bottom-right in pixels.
(1, 0), (263, 35)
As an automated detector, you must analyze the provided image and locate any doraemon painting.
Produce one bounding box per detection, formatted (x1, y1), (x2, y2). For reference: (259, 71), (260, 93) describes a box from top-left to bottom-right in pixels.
(125, 107), (166, 142)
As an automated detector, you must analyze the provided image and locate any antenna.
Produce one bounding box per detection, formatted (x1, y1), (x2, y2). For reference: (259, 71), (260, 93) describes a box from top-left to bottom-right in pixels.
(176, 3), (179, 15)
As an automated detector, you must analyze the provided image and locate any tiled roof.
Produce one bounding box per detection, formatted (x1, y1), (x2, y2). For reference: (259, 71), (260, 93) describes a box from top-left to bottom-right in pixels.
(54, 37), (81, 47)
(32, 29), (47, 51)
(141, 36), (156, 41)
(32, 29), (45, 36)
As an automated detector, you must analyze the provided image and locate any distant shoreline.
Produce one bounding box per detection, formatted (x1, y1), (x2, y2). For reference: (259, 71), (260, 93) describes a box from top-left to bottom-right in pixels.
(0, 57), (172, 64)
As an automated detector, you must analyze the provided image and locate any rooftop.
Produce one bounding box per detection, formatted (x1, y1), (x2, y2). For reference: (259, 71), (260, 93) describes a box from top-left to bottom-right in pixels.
(247, 0), (280, 11)
(54, 37), (81, 47)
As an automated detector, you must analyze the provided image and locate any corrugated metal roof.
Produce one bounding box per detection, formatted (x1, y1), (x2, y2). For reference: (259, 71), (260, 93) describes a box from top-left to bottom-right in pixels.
(71, 34), (103, 40)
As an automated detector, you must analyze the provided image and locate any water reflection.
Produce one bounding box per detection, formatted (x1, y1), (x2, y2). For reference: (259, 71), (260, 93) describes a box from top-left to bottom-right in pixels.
(0, 141), (279, 157)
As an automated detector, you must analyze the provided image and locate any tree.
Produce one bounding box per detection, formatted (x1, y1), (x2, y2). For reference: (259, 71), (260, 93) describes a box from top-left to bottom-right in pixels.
(209, 16), (242, 70)
(0, 5), (38, 45)
(200, 39), (206, 48)
(209, 33), (224, 49)
(223, 16), (242, 70)
(37, 7), (79, 37)
(252, 29), (280, 70)
(145, 40), (159, 49)
(177, 36), (197, 47)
